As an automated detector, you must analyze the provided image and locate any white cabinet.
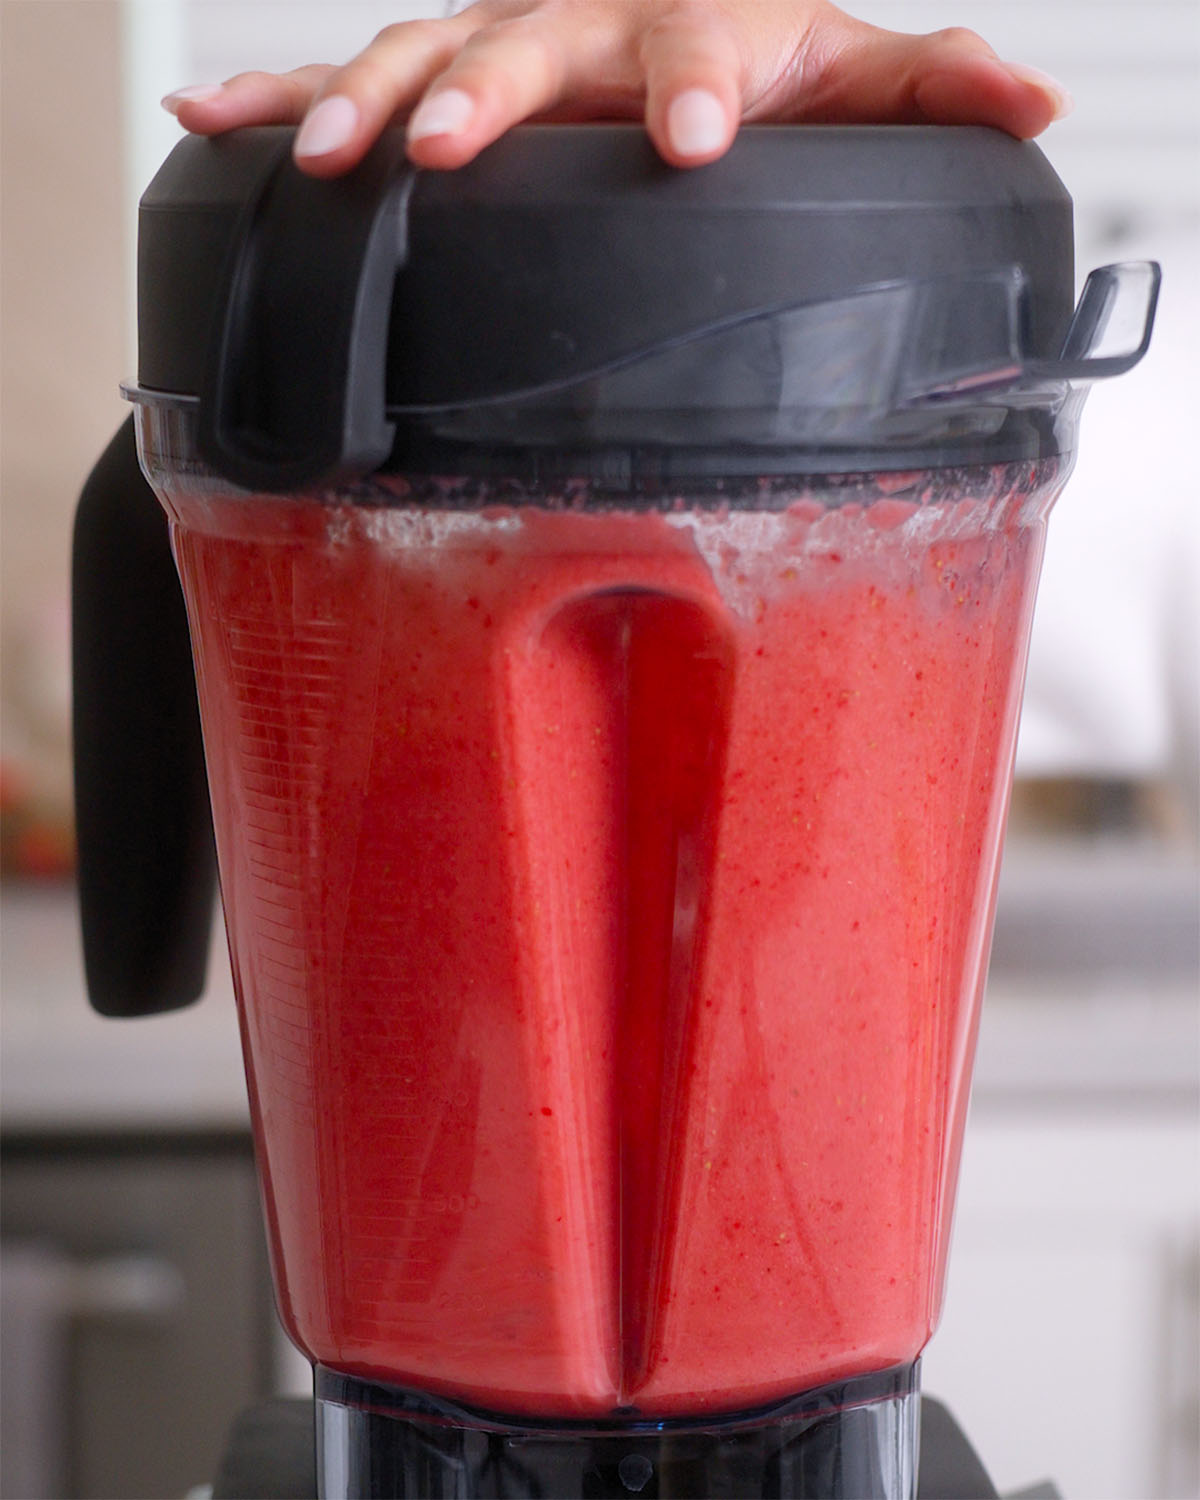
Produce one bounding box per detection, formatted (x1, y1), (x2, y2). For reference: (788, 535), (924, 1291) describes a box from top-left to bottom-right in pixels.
(923, 1079), (1200, 1499)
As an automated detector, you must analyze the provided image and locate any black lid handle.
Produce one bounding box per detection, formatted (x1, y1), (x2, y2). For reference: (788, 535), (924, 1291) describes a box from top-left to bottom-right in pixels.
(198, 129), (415, 491)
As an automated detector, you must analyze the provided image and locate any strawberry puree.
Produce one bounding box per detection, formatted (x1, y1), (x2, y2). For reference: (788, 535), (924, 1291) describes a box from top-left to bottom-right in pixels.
(164, 465), (1054, 1418)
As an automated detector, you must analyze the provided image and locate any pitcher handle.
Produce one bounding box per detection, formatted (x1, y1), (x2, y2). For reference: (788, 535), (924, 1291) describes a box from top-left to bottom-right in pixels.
(71, 416), (217, 1016)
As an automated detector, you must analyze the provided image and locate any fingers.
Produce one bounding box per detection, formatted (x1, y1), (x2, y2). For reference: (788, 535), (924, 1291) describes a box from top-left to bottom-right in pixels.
(292, 18), (475, 175)
(402, 10), (588, 170)
(163, 18), (475, 174)
(287, 3), (636, 173)
(640, 9), (744, 167)
(165, 7), (604, 176)
(163, 65), (335, 134)
(161, 0), (1073, 181)
(913, 51), (1072, 139)
(754, 12), (1071, 139)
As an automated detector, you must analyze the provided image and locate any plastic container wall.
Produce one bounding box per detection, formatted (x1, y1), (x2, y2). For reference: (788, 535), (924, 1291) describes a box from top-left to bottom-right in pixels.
(139, 402), (1061, 1421)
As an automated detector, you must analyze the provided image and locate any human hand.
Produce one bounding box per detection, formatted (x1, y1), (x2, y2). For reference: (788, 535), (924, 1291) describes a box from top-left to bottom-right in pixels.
(163, 0), (1072, 176)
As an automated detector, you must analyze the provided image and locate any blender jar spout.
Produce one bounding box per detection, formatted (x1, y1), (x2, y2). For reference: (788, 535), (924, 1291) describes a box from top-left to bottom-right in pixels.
(895, 260), (1161, 402)
(1036, 259), (1161, 380)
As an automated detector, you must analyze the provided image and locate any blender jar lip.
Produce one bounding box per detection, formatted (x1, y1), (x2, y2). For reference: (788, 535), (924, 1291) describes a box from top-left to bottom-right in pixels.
(119, 374), (1074, 487)
(120, 259), (1156, 490)
(123, 260), (1159, 419)
(123, 386), (1069, 510)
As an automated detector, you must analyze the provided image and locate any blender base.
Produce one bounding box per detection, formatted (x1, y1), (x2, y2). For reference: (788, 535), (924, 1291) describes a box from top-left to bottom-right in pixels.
(315, 1362), (918, 1499)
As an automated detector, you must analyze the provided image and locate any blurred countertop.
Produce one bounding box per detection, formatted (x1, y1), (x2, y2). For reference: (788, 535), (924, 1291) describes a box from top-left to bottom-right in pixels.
(2, 833), (1197, 1132)
(979, 832), (1199, 1111)
(1, 881), (248, 1131)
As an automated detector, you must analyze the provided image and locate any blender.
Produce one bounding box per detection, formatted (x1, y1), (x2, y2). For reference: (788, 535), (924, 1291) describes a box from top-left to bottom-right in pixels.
(72, 124), (1158, 1499)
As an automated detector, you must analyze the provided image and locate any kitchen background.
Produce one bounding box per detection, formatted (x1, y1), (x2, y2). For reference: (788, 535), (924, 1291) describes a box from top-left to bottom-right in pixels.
(1, 1), (1197, 1497)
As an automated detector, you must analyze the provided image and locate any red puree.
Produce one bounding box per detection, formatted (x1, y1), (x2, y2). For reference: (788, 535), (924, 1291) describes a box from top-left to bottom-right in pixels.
(166, 467), (1053, 1419)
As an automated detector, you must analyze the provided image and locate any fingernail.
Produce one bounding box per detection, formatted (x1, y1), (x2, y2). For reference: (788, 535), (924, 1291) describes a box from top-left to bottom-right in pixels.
(161, 83), (223, 114)
(666, 88), (728, 158)
(1003, 62), (1074, 120)
(407, 88), (475, 142)
(294, 94), (359, 158)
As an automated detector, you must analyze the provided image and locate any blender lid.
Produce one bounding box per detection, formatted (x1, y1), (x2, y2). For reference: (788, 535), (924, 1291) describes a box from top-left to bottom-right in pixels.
(131, 123), (1158, 488)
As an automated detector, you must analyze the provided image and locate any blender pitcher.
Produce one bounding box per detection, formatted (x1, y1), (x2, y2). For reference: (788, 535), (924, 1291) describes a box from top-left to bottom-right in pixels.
(72, 125), (1158, 1500)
